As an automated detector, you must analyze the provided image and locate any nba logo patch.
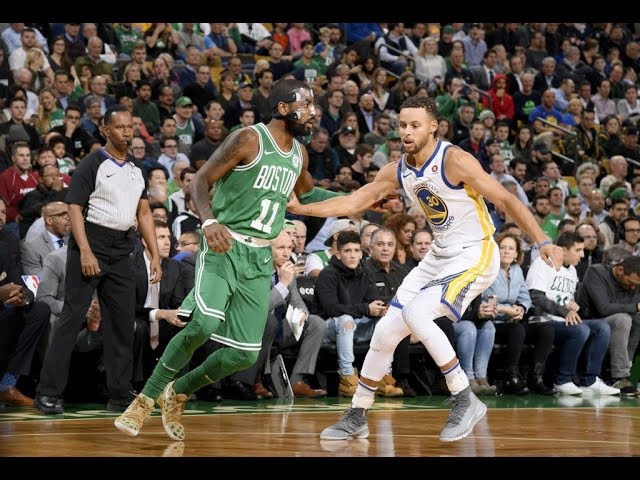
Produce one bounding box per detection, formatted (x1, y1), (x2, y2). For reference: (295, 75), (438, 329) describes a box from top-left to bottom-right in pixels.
(292, 155), (300, 169)
(432, 165), (438, 172)
(22, 275), (41, 296)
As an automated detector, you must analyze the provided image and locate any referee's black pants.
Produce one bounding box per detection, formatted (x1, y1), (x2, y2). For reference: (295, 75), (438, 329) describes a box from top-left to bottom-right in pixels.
(37, 223), (137, 402)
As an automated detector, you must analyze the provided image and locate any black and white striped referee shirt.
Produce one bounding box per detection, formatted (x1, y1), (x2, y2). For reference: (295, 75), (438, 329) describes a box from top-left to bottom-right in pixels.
(66, 147), (148, 231)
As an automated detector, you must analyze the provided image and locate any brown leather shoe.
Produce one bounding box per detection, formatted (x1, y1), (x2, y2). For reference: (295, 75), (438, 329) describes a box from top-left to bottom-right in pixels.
(253, 383), (274, 399)
(292, 380), (327, 398)
(0, 386), (34, 407)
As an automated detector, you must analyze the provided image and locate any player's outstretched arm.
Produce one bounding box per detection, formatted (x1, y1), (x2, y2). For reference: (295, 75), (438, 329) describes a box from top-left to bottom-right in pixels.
(445, 147), (564, 270)
(288, 162), (399, 218)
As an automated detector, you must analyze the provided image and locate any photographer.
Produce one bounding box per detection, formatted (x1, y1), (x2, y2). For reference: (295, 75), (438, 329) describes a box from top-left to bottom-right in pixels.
(435, 77), (479, 123)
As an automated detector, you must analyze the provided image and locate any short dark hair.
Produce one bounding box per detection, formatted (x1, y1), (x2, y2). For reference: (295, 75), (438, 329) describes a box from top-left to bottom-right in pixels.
(103, 105), (131, 126)
(401, 95), (438, 117)
(556, 231), (583, 249)
(149, 202), (168, 213)
(153, 219), (169, 229)
(620, 256), (640, 276)
(336, 230), (361, 250)
(179, 166), (197, 182)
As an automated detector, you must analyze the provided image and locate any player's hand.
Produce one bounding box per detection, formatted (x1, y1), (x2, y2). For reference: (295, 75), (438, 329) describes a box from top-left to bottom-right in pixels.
(539, 243), (563, 271)
(204, 222), (234, 253)
(80, 249), (101, 277)
(149, 256), (163, 284)
(287, 192), (304, 215)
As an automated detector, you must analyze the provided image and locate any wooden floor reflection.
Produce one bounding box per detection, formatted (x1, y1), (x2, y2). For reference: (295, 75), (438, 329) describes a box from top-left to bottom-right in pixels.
(1, 400), (639, 457)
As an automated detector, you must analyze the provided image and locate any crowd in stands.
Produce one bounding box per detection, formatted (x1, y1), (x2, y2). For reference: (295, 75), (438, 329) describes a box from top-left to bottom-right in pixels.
(2, 21), (640, 409)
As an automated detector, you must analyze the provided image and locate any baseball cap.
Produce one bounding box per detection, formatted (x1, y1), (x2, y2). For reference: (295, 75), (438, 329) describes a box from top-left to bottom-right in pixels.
(175, 96), (193, 107)
(324, 219), (357, 247)
(485, 138), (500, 146)
(470, 23), (483, 29)
(625, 127), (639, 136)
(7, 124), (29, 143)
(339, 125), (356, 135)
(385, 130), (401, 140)
(442, 25), (454, 34)
(610, 187), (630, 201)
(533, 142), (551, 154)
(238, 81), (253, 90)
(478, 110), (495, 121)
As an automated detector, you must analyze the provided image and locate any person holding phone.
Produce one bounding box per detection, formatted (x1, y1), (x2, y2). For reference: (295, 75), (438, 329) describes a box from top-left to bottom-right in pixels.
(484, 232), (555, 395)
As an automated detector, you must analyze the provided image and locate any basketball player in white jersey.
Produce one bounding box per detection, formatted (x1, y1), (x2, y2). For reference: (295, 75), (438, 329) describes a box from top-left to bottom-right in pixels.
(288, 96), (563, 442)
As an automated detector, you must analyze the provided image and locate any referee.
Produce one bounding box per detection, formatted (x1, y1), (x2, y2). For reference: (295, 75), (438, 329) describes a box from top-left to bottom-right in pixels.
(35, 106), (163, 414)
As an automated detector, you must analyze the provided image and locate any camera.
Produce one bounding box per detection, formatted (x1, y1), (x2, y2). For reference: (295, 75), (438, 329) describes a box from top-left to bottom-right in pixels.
(460, 85), (472, 96)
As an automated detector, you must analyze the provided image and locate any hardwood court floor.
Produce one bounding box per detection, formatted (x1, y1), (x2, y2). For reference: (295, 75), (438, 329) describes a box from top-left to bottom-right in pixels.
(1, 395), (639, 457)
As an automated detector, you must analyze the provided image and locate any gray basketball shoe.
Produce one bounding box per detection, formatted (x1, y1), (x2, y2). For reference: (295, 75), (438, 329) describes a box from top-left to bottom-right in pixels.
(320, 407), (369, 440)
(439, 385), (487, 442)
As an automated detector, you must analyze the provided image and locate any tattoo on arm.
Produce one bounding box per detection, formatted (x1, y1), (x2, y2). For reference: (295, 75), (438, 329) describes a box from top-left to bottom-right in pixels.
(212, 136), (242, 167)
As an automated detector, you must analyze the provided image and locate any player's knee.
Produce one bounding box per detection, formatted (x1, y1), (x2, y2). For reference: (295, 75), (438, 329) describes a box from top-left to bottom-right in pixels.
(229, 348), (259, 372)
(370, 319), (403, 353)
(402, 303), (434, 331)
(184, 313), (221, 347)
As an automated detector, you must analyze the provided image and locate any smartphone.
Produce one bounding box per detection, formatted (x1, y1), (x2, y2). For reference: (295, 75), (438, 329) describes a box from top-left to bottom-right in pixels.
(487, 295), (497, 306)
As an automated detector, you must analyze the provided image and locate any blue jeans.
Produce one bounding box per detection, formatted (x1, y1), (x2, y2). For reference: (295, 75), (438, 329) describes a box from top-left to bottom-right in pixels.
(325, 314), (377, 376)
(453, 320), (495, 379)
(551, 321), (590, 385)
(578, 319), (612, 387)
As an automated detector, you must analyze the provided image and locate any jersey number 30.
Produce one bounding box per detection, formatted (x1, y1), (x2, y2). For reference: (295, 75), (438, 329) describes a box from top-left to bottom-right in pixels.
(250, 199), (280, 234)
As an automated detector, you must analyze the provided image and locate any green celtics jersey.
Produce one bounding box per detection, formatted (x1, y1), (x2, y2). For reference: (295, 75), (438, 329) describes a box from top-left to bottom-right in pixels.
(213, 122), (303, 240)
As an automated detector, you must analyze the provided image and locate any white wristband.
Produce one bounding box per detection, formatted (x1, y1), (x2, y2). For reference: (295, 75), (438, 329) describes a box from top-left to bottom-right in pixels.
(202, 218), (218, 228)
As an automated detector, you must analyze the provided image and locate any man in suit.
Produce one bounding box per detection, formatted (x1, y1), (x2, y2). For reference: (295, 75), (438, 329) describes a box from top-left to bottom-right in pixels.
(0, 196), (50, 407)
(261, 229), (327, 397)
(21, 201), (70, 276)
(131, 220), (189, 388)
(36, 245), (102, 352)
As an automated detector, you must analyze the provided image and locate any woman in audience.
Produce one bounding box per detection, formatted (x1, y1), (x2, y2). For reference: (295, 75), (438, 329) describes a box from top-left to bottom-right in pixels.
(436, 116), (453, 141)
(114, 62), (141, 100)
(215, 70), (238, 112)
(484, 232), (556, 395)
(350, 55), (376, 91)
(47, 35), (74, 77)
(34, 87), (64, 137)
(597, 114), (622, 158)
(369, 67), (394, 112)
(384, 213), (415, 265)
(511, 125), (533, 161)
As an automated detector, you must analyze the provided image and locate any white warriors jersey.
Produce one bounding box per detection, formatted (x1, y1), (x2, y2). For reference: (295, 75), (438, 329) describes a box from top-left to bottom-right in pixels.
(397, 139), (495, 248)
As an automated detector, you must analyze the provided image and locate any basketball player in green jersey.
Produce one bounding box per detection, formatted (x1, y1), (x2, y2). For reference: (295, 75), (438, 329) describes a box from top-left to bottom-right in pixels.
(115, 79), (340, 441)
